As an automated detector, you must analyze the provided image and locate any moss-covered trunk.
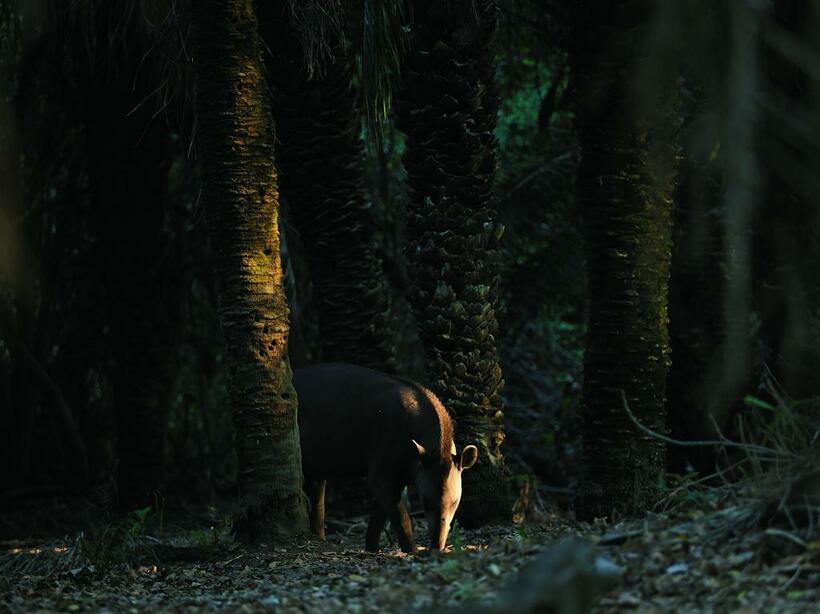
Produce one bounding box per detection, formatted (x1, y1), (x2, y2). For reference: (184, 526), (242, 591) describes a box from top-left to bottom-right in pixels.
(192, 0), (308, 539)
(573, 1), (679, 518)
(260, 7), (395, 372)
(397, 0), (508, 525)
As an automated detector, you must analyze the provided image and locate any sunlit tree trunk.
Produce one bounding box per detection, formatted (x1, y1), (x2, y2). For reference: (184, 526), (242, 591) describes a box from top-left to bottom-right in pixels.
(573, 1), (680, 518)
(259, 6), (395, 372)
(192, 0), (308, 539)
(397, 0), (508, 525)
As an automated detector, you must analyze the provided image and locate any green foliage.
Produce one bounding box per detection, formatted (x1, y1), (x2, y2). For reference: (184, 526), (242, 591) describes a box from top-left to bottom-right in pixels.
(435, 557), (462, 582)
(492, 32), (585, 498)
(79, 507), (151, 571)
(452, 577), (478, 602)
(658, 469), (719, 513)
(187, 507), (235, 548)
(355, 0), (408, 144)
(450, 519), (463, 554)
(736, 382), (820, 477)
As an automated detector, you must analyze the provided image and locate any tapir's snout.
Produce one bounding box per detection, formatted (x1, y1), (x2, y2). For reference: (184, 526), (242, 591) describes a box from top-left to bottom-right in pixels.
(431, 516), (449, 551)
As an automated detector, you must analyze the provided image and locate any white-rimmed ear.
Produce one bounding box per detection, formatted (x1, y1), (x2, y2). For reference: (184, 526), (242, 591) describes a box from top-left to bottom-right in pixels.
(412, 439), (426, 457)
(459, 445), (478, 470)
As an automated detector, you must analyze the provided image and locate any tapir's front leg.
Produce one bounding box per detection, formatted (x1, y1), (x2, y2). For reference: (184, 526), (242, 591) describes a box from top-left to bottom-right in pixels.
(365, 501), (386, 552)
(370, 476), (415, 553)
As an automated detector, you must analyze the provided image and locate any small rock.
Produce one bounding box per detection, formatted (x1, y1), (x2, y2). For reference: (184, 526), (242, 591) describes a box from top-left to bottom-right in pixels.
(665, 562), (689, 575)
(618, 592), (641, 606)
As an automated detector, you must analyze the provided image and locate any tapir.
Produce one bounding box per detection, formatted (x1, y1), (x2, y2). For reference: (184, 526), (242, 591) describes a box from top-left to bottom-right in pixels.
(293, 363), (478, 553)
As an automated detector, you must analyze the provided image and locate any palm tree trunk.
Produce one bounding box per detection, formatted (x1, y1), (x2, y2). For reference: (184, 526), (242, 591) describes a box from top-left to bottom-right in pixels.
(573, 1), (679, 518)
(397, 0), (508, 525)
(191, 0), (308, 539)
(260, 7), (395, 372)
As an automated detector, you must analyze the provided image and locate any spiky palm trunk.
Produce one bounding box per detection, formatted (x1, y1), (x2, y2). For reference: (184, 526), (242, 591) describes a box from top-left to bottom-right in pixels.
(397, 0), (507, 525)
(260, 8), (394, 372)
(192, 0), (308, 539)
(573, 1), (679, 518)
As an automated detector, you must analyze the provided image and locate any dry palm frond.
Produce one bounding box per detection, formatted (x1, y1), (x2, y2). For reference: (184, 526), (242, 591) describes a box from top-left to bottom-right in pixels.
(286, 0), (345, 76)
(0, 535), (83, 576)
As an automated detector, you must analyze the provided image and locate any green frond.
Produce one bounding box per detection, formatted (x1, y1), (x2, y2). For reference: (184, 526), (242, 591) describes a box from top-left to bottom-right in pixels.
(355, 0), (409, 146)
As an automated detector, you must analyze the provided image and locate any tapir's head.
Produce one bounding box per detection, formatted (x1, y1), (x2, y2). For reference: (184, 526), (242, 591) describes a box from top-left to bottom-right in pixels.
(412, 440), (478, 551)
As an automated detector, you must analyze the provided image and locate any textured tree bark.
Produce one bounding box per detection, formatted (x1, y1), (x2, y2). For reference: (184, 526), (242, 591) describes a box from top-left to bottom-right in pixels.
(397, 0), (509, 525)
(573, 1), (679, 519)
(192, 0), (308, 539)
(260, 6), (395, 372)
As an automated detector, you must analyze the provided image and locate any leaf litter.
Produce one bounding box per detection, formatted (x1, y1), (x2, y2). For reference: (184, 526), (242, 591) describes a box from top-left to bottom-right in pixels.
(1, 497), (819, 612)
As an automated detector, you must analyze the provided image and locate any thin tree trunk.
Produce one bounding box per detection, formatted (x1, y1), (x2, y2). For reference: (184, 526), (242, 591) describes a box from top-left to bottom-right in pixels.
(397, 0), (508, 526)
(192, 0), (308, 539)
(705, 0), (759, 440)
(573, 1), (679, 519)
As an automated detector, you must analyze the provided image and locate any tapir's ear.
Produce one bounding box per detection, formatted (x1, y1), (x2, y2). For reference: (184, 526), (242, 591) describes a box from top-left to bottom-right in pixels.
(412, 439), (426, 457)
(459, 445), (478, 470)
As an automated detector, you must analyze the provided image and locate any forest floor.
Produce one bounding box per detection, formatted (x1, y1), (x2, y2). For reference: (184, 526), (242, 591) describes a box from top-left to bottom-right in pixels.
(1, 490), (819, 613)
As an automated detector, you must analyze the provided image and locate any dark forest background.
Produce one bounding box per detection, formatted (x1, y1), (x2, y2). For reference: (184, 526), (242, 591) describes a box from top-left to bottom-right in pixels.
(1, 0), (819, 543)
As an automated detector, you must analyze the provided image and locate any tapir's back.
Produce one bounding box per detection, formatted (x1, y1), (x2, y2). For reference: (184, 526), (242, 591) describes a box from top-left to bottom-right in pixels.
(293, 363), (451, 480)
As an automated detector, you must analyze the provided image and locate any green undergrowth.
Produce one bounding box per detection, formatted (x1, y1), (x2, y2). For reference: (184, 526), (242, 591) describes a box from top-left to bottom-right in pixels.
(651, 377), (820, 546)
(79, 507), (152, 571)
(188, 506), (235, 548)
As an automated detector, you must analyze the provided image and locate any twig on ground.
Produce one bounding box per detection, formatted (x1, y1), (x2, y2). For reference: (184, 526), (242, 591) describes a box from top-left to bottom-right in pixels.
(764, 528), (807, 549)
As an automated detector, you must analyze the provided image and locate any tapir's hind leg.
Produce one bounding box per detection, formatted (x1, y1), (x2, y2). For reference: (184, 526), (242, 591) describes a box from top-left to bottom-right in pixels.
(305, 479), (327, 539)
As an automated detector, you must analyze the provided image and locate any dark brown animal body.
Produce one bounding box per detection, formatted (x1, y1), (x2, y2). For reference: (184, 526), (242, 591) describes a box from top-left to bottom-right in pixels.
(294, 363), (477, 552)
